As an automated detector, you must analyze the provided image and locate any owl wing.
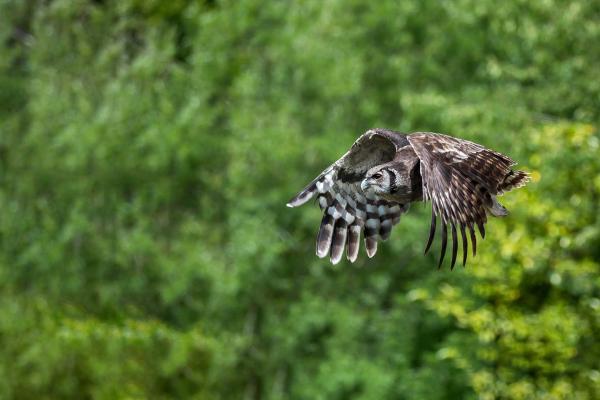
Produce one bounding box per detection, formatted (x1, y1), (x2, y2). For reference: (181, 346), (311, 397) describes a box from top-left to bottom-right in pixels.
(407, 132), (529, 269)
(287, 129), (411, 264)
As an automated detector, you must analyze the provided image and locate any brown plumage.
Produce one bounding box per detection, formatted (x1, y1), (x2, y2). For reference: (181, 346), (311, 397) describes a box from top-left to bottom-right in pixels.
(287, 129), (530, 268)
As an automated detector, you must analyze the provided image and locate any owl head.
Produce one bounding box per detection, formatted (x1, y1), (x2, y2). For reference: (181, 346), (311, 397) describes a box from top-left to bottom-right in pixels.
(361, 165), (397, 195)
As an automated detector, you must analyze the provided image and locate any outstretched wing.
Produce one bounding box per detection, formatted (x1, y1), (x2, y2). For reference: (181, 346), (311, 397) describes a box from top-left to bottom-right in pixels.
(407, 132), (529, 269)
(287, 129), (410, 264)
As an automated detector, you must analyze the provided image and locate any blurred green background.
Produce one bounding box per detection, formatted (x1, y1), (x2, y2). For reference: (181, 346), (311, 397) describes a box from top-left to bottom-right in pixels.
(1, 0), (599, 399)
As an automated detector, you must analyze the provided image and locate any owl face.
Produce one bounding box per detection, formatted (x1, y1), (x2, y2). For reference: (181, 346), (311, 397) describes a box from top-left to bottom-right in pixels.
(361, 166), (394, 195)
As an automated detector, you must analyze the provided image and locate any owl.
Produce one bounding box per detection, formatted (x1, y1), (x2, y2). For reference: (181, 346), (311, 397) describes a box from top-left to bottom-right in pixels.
(287, 129), (530, 268)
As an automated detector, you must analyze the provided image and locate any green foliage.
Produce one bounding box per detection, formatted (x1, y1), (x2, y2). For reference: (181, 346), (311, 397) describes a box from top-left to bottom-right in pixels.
(416, 127), (600, 399)
(1, 0), (598, 398)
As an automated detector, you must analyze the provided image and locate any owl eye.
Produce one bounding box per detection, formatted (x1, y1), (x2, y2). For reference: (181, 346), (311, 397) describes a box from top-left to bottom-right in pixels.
(372, 172), (383, 179)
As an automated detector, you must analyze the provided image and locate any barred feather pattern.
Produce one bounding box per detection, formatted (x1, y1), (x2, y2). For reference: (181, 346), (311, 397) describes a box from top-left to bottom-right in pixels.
(408, 132), (529, 269)
(289, 168), (408, 264)
(498, 170), (531, 194)
(288, 129), (529, 267)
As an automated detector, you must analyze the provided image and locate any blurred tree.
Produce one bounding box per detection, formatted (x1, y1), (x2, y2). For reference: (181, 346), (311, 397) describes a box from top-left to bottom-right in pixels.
(0, 0), (598, 399)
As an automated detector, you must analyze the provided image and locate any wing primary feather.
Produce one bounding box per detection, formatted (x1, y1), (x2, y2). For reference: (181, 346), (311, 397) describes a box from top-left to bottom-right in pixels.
(346, 223), (361, 262)
(365, 237), (378, 258)
(424, 211), (437, 255)
(450, 222), (458, 270)
(469, 223), (477, 256)
(460, 223), (468, 267)
(316, 214), (335, 258)
(477, 220), (486, 239)
(438, 221), (447, 269)
(330, 219), (348, 265)
(287, 182), (317, 208)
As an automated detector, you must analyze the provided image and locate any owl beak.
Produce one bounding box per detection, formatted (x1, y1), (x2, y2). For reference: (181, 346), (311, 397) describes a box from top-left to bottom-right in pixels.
(360, 178), (371, 191)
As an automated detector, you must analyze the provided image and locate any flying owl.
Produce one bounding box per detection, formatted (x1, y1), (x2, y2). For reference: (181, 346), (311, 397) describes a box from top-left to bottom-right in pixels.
(287, 129), (529, 268)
